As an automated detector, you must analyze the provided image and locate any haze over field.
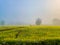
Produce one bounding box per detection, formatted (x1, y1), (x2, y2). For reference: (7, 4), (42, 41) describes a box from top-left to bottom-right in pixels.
(0, 0), (60, 25)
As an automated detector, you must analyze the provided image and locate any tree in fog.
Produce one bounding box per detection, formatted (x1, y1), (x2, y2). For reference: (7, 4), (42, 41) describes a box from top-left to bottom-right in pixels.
(35, 18), (41, 25)
(1, 20), (5, 25)
(53, 18), (60, 25)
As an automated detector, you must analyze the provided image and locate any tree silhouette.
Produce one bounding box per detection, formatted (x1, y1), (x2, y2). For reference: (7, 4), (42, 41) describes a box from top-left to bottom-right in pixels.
(53, 18), (60, 25)
(36, 18), (41, 25)
(0, 20), (5, 25)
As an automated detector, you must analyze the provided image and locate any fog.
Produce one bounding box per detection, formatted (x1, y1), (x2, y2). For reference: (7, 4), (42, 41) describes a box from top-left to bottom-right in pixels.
(0, 0), (60, 25)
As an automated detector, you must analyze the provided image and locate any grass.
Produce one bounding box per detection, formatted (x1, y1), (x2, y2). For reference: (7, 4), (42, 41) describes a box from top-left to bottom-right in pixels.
(0, 25), (60, 45)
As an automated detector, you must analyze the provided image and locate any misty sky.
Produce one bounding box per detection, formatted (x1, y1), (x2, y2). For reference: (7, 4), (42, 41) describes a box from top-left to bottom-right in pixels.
(0, 0), (60, 25)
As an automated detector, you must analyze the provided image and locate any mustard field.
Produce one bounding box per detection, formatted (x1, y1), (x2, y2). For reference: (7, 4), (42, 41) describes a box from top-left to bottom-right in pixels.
(0, 25), (60, 45)
(0, 25), (60, 41)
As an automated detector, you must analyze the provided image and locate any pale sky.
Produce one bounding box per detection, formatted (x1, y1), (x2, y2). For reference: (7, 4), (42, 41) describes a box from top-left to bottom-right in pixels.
(0, 0), (60, 25)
